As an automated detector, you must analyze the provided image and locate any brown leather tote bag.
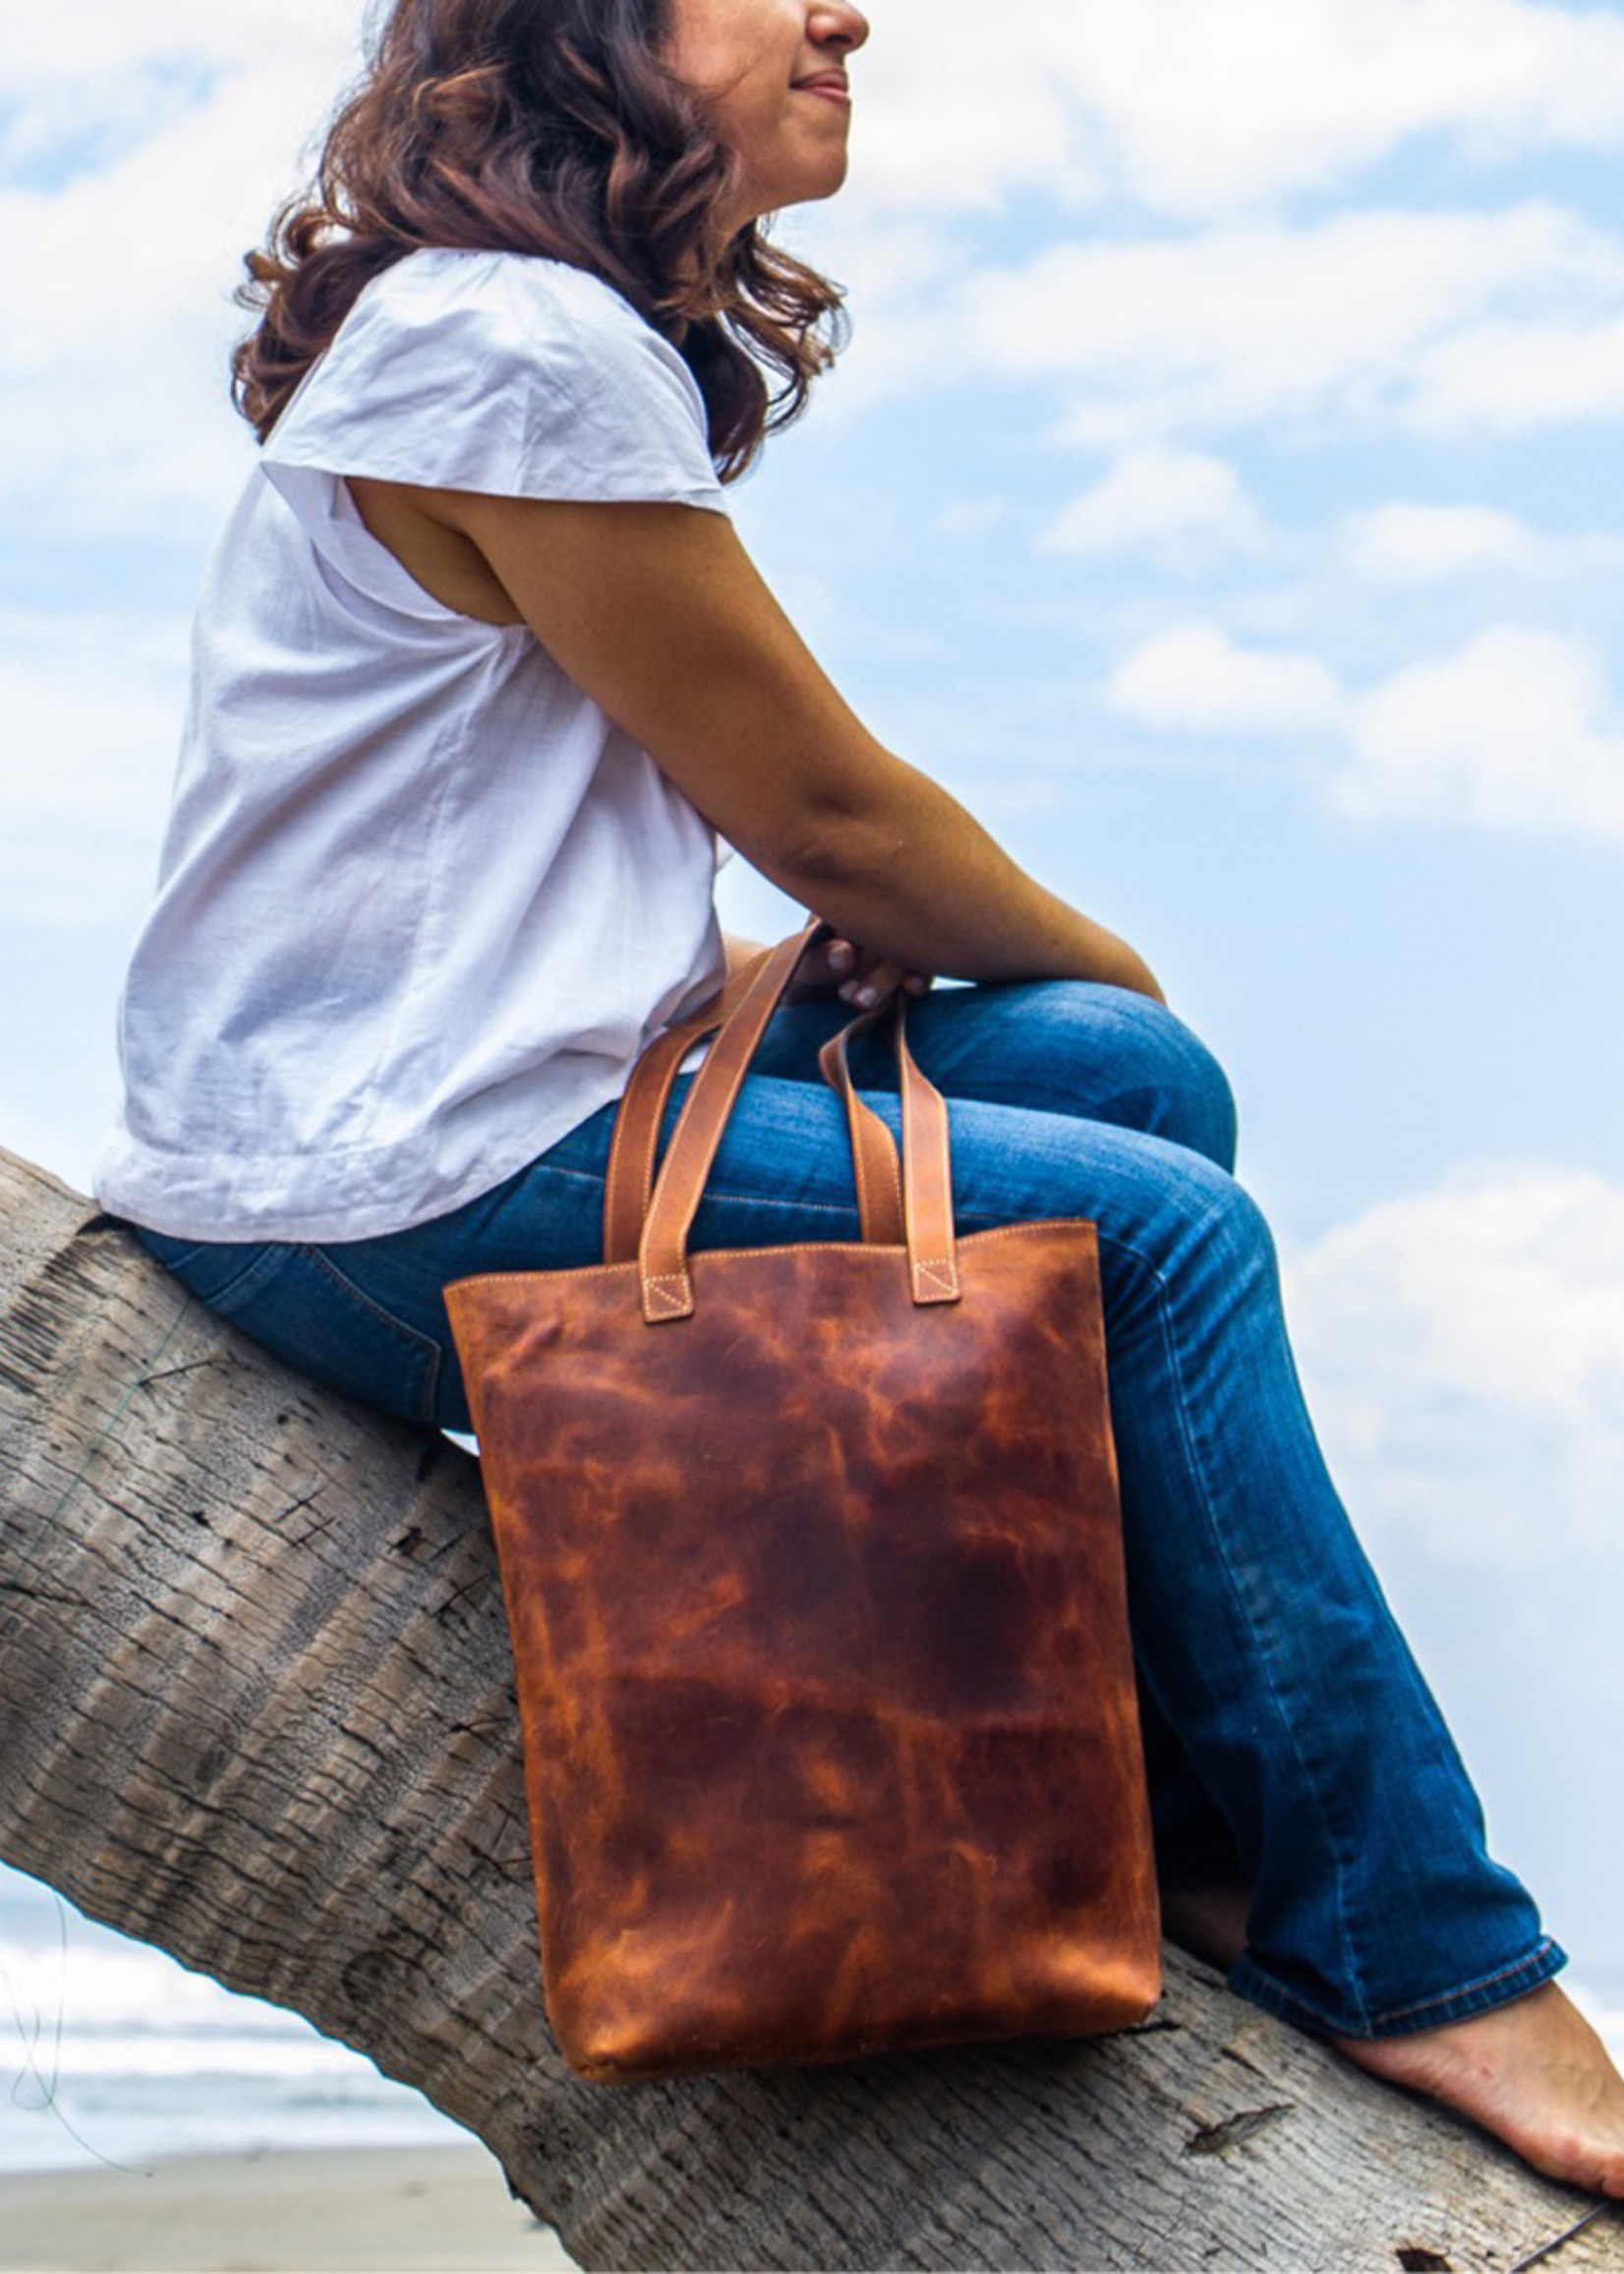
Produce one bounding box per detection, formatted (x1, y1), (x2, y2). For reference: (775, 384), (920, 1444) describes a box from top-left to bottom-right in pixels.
(445, 924), (1161, 2083)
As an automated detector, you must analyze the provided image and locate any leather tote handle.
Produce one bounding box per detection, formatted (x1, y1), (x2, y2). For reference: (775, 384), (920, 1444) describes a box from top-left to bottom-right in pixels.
(895, 1008), (961, 1307)
(631, 925), (960, 1323)
(611, 939), (913, 1261)
(816, 1005), (960, 1305)
(603, 943), (783, 1267)
(816, 1005), (905, 1248)
(635, 924), (820, 1319)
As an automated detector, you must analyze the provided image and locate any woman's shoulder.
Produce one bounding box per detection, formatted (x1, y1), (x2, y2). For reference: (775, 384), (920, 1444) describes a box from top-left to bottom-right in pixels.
(261, 245), (724, 509)
(346, 248), (671, 372)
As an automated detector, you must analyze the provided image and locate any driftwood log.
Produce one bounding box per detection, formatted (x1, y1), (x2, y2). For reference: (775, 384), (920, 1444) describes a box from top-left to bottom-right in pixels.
(1, 1143), (1618, 2274)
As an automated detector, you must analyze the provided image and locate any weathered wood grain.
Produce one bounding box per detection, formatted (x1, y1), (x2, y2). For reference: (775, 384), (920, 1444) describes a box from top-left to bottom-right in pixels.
(1, 1144), (1618, 2272)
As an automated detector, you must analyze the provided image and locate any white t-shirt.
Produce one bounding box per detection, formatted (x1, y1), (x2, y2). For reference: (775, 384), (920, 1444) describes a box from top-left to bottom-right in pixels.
(96, 249), (732, 1244)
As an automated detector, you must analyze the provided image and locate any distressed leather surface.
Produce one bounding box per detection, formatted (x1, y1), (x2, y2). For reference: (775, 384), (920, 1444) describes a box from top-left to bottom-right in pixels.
(448, 1219), (1161, 2083)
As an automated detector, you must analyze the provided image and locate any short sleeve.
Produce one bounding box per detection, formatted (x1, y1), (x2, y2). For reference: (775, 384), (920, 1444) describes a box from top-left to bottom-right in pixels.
(261, 249), (728, 514)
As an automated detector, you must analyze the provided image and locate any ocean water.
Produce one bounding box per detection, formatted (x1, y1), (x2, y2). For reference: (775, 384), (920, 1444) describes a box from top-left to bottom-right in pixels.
(0, 1869), (470, 2176)
(4, 1865), (1623, 2180)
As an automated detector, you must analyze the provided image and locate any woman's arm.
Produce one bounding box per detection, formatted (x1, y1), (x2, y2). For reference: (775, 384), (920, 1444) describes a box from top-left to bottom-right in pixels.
(399, 491), (1163, 1002)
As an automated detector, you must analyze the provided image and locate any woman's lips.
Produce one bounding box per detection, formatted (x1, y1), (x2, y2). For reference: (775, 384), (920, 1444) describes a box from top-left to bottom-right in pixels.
(793, 75), (851, 104)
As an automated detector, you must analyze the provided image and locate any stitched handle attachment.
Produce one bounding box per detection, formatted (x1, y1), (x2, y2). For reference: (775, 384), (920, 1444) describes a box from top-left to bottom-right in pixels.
(619, 925), (960, 1322)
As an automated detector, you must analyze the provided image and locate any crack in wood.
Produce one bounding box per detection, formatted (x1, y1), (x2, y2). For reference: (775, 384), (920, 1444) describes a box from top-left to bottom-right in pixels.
(138, 1360), (221, 1388)
(1184, 2103), (1295, 2157)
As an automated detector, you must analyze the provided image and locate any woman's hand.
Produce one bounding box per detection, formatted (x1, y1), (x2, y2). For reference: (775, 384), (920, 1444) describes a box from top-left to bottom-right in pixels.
(726, 930), (933, 1008)
(802, 934), (933, 1010)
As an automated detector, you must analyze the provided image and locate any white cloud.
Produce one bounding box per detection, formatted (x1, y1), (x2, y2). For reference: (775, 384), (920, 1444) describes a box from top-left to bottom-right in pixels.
(1043, 448), (1263, 560)
(931, 498), (1010, 540)
(1403, 312), (1624, 432)
(1343, 626), (1624, 837)
(1344, 502), (1624, 583)
(1107, 619), (1624, 843)
(955, 205), (1624, 446)
(0, 613), (185, 826)
(0, 9), (360, 539)
(1065, 0), (1624, 214)
(845, 0), (1624, 218)
(0, 59), (221, 188)
(6, 1), (356, 82)
(3, 10), (357, 360)
(1286, 1164), (1624, 1570)
(828, 202), (1624, 447)
(845, 0), (1094, 214)
(1107, 622), (1347, 737)
(0, 609), (185, 925)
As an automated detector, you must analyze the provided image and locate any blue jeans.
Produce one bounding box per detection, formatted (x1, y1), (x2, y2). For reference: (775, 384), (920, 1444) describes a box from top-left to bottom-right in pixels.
(134, 980), (1562, 2041)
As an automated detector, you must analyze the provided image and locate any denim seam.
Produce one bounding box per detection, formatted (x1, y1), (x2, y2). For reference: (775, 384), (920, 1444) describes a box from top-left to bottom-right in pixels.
(147, 1238), (292, 1315)
(1232, 1935), (1563, 2041)
(1091, 1215), (1375, 2033)
(511, 1157), (865, 1227)
(700, 1192), (859, 1222)
(498, 1160), (616, 1196)
(303, 1248), (442, 1425)
(1369, 1937), (1563, 2029)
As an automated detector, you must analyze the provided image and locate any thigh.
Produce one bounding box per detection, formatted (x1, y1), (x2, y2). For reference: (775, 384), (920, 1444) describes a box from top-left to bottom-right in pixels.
(753, 982), (1238, 1170)
(135, 1226), (445, 1425)
(686, 1068), (1240, 1274)
(140, 1078), (882, 1434)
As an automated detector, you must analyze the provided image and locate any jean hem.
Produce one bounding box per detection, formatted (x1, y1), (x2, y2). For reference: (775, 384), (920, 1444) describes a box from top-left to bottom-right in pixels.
(1228, 1936), (1568, 2041)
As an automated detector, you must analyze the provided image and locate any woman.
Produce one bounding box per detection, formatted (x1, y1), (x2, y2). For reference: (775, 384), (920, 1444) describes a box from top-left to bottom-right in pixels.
(98, 0), (1624, 2193)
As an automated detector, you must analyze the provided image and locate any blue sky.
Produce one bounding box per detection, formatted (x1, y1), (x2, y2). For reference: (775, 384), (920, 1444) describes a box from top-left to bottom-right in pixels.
(2, 0), (1622, 2114)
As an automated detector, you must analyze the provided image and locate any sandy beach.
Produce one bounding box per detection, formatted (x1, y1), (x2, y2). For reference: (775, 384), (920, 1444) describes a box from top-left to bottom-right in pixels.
(0, 2144), (578, 2274)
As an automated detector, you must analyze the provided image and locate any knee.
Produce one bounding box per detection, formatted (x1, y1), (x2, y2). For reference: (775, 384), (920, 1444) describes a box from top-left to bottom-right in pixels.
(1075, 991), (1239, 1173)
(1171, 1026), (1239, 1172)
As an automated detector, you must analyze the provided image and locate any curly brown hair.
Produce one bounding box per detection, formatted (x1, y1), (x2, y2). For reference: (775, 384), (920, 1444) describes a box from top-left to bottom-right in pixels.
(232, 0), (847, 480)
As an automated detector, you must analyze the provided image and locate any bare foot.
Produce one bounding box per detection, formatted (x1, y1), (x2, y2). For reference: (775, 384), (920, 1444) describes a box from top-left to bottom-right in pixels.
(1336, 1983), (1624, 2197)
(1159, 1880), (1250, 1973)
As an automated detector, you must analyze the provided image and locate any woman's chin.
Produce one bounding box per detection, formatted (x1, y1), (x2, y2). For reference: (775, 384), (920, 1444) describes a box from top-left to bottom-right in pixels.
(746, 141), (853, 222)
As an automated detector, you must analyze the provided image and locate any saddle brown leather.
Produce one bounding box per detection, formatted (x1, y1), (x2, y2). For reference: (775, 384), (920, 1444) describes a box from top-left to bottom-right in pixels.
(446, 924), (1161, 2082)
